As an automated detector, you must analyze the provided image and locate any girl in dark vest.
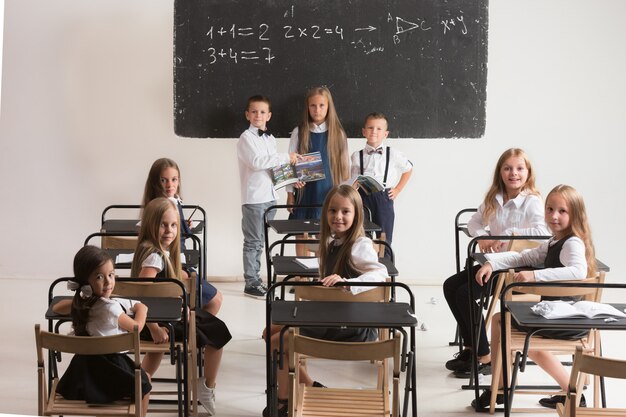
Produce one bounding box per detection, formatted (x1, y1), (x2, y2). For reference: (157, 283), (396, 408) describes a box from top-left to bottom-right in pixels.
(472, 184), (596, 410)
(262, 185), (388, 417)
(131, 197), (231, 416)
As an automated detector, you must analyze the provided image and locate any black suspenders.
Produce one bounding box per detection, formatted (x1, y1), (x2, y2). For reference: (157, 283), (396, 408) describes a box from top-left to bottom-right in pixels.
(360, 147), (390, 188)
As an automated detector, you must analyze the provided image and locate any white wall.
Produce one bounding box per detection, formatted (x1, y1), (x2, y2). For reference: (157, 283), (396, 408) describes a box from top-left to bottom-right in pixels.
(1, 0), (624, 284)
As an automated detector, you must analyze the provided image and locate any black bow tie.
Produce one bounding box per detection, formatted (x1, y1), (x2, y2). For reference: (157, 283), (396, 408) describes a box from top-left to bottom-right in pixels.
(258, 129), (271, 137)
(367, 147), (383, 155)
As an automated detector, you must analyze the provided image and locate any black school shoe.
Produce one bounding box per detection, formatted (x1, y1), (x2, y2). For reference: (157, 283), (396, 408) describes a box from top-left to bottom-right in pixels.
(262, 398), (288, 417)
(453, 361), (492, 378)
(445, 349), (472, 371)
(538, 394), (586, 409)
(471, 389), (504, 409)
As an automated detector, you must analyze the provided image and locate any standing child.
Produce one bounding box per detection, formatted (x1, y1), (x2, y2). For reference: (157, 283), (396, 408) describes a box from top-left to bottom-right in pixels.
(237, 95), (299, 299)
(287, 86), (350, 256)
(131, 197), (232, 416)
(53, 246), (152, 417)
(262, 185), (388, 417)
(472, 184), (596, 410)
(142, 157), (223, 316)
(442, 148), (550, 378)
(350, 112), (413, 257)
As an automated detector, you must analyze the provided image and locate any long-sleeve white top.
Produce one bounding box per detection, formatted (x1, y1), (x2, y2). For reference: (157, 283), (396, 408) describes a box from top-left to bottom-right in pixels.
(467, 192), (550, 250)
(485, 236), (588, 281)
(237, 125), (290, 204)
(326, 236), (388, 294)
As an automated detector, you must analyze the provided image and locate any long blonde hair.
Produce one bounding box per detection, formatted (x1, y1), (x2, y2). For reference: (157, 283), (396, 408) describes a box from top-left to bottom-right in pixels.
(319, 185), (366, 278)
(142, 158), (182, 207)
(547, 184), (596, 277)
(131, 197), (182, 279)
(482, 148), (539, 225)
(297, 87), (349, 185)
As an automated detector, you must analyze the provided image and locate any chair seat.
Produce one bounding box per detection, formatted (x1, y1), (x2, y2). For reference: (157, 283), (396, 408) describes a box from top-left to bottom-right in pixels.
(299, 386), (387, 416)
(509, 330), (590, 352)
(46, 380), (136, 416)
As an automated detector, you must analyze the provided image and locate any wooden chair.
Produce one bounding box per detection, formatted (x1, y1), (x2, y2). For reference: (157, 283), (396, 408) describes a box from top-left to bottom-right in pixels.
(112, 279), (197, 417)
(288, 329), (402, 417)
(35, 324), (142, 417)
(483, 239), (543, 332)
(489, 271), (606, 413)
(101, 235), (138, 251)
(557, 346), (626, 417)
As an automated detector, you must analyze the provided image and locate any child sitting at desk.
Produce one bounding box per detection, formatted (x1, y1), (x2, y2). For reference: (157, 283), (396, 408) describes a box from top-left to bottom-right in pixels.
(53, 246), (152, 417)
(350, 112), (413, 257)
(237, 94), (299, 299)
(472, 184), (596, 410)
(262, 184), (388, 417)
(142, 157), (223, 316)
(131, 197), (231, 416)
(442, 148), (550, 378)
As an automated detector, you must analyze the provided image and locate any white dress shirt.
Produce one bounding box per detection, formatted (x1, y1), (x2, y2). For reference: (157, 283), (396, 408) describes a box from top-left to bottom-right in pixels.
(350, 144), (412, 188)
(326, 236), (388, 295)
(485, 236), (588, 281)
(467, 192), (550, 251)
(237, 124), (290, 204)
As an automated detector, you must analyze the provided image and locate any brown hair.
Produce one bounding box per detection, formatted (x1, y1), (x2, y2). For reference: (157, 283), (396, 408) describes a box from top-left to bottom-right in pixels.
(71, 246), (114, 336)
(246, 95), (272, 111)
(364, 112), (388, 128)
(482, 148), (539, 225)
(131, 197), (182, 279)
(319, 185), (366, 277)
(546, 184), (596, 277)
(142, 158), (182, 207)
(297, 87), (349, 185)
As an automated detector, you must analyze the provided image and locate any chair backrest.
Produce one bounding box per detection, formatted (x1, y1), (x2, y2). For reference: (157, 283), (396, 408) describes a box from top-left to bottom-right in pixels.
(289, 329), (401, 367)
(101, 235), (138, 250)
(558, 346), (626, 416)
(35, 324), (141, 416)
(506, 239), (542, 252)
(504, 271), (605, 302)
(294, 282), (390, 303)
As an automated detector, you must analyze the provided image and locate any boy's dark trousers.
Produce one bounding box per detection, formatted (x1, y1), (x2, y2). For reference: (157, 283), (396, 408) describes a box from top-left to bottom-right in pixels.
(359, 188), (394, 259)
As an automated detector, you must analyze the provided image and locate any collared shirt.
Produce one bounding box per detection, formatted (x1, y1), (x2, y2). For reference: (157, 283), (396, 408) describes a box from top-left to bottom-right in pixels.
(323, 236), (388, 295)
(485, 236), (587, 281)
(467, 192), (550, 245)
(237, 124), (290, 204)
(86, 297), (138, 336)
(285, 122), (328, 193)
(350, 144), (413, 188)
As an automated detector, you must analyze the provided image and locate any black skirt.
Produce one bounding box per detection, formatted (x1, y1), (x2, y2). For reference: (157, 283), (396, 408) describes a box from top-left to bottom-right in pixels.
(299, 327), (378, 342)
(141, 310), (232, 350)
(56, 353), (151, 404)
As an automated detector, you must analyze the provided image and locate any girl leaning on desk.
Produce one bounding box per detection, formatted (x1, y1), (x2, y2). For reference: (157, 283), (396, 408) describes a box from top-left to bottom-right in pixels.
(471, 184), (596, 410)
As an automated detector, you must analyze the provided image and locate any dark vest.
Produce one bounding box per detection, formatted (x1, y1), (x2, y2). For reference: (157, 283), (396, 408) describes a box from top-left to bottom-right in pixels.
(542, 235), (579, 302)
(325, 241), (360, 278)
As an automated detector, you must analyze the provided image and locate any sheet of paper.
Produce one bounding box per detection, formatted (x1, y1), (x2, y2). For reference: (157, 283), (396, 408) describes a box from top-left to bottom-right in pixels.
(116, 253), (134, 264)
(294, 257), (319, 269)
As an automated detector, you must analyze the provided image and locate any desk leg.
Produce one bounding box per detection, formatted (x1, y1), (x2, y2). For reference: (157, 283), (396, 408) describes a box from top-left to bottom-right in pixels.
(411, 327), (417, 417)
(501, 308), (510, 417)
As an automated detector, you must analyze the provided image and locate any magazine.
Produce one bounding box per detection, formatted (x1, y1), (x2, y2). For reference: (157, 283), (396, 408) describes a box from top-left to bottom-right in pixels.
(270, 151), (325, 189)
(531, 300), (626, 320)
(348, 175), (385, 195)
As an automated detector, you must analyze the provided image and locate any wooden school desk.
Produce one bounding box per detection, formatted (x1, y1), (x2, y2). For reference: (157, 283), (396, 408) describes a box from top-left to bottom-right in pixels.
(265, 281), (418, 417)
(500, 282), (626, 417)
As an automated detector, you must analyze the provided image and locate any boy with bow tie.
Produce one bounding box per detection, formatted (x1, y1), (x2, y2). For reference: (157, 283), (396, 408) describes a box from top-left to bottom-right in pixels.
(237, 95), (299, 298)
(350, 112), (413, 257)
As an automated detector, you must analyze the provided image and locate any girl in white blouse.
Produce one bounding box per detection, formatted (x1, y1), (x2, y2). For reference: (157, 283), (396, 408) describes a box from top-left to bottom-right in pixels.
(263, 185), (388, 417)
(443, 148), (551, 378)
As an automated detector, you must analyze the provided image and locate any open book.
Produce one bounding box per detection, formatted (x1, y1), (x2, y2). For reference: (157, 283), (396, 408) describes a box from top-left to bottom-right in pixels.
(270, 151), (325, 189)
(531, 300), (626, 319)
(294, 257), (319, 269)
(347, 175), (385, 195)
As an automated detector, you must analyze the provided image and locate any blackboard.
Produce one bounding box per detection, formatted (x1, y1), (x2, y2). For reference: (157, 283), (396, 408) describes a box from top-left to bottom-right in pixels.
(174, 0), (488, 139)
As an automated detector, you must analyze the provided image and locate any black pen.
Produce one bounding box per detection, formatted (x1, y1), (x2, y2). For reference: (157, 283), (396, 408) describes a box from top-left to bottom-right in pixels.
(292, 306), (298, 318)
(187, 206), (199, 221)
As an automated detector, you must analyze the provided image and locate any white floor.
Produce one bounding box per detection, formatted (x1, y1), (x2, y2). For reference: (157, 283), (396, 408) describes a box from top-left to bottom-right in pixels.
(1, 279), (625, 417)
